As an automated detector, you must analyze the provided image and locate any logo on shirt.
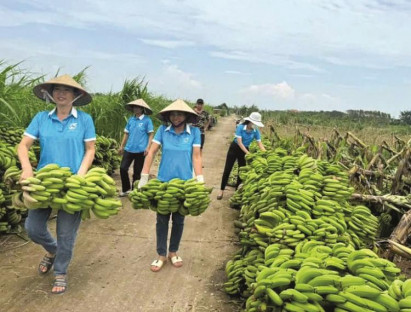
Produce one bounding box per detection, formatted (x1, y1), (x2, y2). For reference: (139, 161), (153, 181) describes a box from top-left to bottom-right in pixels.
(183, 138), (189, 143)
(69, 123), (77, 130)
(138, 123), (144, 128)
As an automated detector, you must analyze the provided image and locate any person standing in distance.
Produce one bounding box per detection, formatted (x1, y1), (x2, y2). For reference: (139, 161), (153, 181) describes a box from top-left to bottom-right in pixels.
(118, 99), (154, 196)
(138, 99), (203, 272)
(191, 98), (210, 159)
(18, 74), (96, 294)
(217, 112), (266, 200)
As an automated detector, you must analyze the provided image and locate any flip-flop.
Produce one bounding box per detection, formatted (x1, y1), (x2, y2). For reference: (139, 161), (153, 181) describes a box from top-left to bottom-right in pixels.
(38, 254), (55, 275)
(169, 255), (183, 268)
(150, 259), (165, 272)
(217, 195), (223, 200)
(51, 275), (67, 295)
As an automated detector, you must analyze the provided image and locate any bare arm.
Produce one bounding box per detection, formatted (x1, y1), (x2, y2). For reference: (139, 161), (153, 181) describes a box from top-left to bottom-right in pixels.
(236, 137), (249, 154)
(257, 141), (266, 151)
(144, 132), (154, 156)
(141, 142), (160, 174)
(77, 140), (96, 176)
(192, 146), (202, 176)
(118, 132), (129, 155)
(17, 136), (35, 181)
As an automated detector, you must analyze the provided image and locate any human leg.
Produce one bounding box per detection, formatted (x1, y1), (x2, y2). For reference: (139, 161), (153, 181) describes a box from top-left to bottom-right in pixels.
(132, 152), (145, 187)
(119, 150), (134, 193)
(168, 212), (185, 268)
(218, 142), (238, 199)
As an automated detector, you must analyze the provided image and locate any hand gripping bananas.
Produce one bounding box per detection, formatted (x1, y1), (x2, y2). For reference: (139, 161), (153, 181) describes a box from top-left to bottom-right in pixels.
(128, 178), (212, 216)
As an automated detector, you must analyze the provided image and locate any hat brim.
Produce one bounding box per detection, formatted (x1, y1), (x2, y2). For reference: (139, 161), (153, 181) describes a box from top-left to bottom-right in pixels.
(157, 111), (198, 124)
(33, 83), (92, 106)
(244, 117), (264, 127)
(125, 104), (153, 115)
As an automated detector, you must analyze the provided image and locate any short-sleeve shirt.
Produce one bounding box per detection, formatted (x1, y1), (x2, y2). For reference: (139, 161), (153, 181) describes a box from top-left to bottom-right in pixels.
(124, 114), (154, 153)
(192, 110), (210, 134)
(152, 124), (201, 182)
(24, 107), (96, 173)
(233, 124), (261, 148)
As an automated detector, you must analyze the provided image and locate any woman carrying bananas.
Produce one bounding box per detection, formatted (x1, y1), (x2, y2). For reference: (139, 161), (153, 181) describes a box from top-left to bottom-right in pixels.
(118, 99), (154, 197)
(17, 75), (96, 294)
(217, 112), (266, 200)
(138, 99), (203, 272)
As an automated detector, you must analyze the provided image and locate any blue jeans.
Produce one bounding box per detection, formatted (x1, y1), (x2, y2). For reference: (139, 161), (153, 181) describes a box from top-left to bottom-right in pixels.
(25, 208), (81, 276)
(156, 212), (185, 256)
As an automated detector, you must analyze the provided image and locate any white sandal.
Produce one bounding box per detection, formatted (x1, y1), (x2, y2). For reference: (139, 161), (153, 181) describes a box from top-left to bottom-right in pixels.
(150, 259), (165, 272)
(169, 255), (183, 268)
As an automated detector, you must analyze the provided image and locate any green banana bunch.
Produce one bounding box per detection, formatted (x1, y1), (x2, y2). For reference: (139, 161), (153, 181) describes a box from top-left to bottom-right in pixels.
(129, 178), (212, 216)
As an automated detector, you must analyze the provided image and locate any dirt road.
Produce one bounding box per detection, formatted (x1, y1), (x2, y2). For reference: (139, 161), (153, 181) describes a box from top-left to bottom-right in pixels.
(0, 116), (242, 312)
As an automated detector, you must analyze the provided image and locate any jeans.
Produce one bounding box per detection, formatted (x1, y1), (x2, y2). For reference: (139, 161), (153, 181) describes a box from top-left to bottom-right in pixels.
(120, 150), (145, 192)
(25, 208), (81, 276)
(156, 212), (185, 256)
(220, 141), (247, 191)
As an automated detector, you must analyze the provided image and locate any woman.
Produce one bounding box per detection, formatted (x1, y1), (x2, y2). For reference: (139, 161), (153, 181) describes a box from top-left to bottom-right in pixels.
(138, 99), (203, 272)
(118, 99), (154, 196)
(217, 112), (266, 200)
(17, 74), (96, 294)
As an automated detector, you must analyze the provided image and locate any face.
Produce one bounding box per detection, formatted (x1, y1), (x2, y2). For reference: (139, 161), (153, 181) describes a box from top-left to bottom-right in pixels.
(169, 111), (186, 126)
(196, 103), (204, 111)
(52, 85), (75, 106)
(133, 106), (144, 115)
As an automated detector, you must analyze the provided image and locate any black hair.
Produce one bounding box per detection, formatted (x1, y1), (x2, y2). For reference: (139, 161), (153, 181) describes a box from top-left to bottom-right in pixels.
(242, 120), (251, 125)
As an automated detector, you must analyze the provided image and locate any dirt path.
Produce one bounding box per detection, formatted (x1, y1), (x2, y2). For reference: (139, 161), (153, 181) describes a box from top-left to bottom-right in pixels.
(0, 116), (242, 312)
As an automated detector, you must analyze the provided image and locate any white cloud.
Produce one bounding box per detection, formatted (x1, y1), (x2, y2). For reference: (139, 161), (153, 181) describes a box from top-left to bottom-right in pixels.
(164, 64), (202, 89)
(141, 39), (195, 49)
(243, 82), (296, 100)
(224, 70), (250, 75)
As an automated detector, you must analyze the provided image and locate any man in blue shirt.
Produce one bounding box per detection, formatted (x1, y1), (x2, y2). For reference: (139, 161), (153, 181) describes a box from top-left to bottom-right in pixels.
(17, 74), (96, 295)
(118, 99), (154, 196)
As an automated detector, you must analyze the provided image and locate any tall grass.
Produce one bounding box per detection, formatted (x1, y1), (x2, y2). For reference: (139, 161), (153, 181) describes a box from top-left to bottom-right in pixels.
(0, 61), (212, 141)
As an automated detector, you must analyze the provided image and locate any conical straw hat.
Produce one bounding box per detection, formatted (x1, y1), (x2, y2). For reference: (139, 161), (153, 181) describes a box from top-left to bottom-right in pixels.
(158, 99), (199, 123)
(125, 99), (153, 115)
(33, 74), (92, 106)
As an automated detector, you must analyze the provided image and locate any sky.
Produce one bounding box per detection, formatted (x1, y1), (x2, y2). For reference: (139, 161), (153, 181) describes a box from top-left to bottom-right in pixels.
(1, 0), (411, 118)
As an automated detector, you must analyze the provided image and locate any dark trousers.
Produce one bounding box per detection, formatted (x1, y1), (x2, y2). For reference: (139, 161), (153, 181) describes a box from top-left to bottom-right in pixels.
(156, 212), (185, 256)
(120, 150), (145, 192)
(220, 142), (247, 191)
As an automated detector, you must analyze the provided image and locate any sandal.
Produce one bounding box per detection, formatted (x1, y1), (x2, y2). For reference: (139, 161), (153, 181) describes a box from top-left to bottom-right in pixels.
(217, 193), (223, 200)
(38, 254), (55, 274)
(150, 259), (166, 272)
(169, 255), (183, 268)
(51, 275), (67, 295)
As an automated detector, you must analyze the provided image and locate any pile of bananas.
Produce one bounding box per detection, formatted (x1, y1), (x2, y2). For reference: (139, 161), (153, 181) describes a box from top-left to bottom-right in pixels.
(223, 148), (411, 311)
(230, 241), (404, 312)
(129, 178), (212, 216)
(0, 126), (24, 145)
(94, 136), (121, 175)
(17, 164), (121, 220)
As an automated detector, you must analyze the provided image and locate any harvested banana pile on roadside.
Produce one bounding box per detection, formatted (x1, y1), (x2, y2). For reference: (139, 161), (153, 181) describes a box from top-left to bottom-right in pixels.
(129, 178), (212, 216)
(17, 164), (122, 220)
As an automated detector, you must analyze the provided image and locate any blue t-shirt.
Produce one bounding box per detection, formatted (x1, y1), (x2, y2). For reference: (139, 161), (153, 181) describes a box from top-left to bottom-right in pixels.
(152, 124), (201, 182)
(124, 115), (154, 153)
(233, 124), (261, 147)
(24, 108), (96, 173)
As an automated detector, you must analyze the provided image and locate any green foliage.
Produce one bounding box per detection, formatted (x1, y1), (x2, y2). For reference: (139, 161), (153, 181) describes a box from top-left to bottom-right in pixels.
(400, 111), (411, 125)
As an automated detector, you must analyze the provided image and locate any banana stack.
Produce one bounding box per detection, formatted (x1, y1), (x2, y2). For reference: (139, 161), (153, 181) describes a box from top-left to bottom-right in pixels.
(17, 165), (121, 220)
(129, 178), (212, 217)
(94, 136), (121, 175)
(183, 179), (212, 216)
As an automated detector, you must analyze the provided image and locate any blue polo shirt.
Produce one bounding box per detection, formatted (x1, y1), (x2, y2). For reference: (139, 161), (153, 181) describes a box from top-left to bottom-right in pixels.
(24, 108), (96, 173)
(124, 114), (154, 153)
(233, 124), (261, 148)
(152, 124), (201, 182)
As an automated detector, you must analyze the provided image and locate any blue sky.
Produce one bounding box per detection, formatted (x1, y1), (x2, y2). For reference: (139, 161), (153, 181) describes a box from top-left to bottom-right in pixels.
(1, 0), (411, 117)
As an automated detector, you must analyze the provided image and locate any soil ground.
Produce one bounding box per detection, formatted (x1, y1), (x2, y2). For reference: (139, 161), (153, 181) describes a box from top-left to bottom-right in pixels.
(0, 116), (243, 312)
